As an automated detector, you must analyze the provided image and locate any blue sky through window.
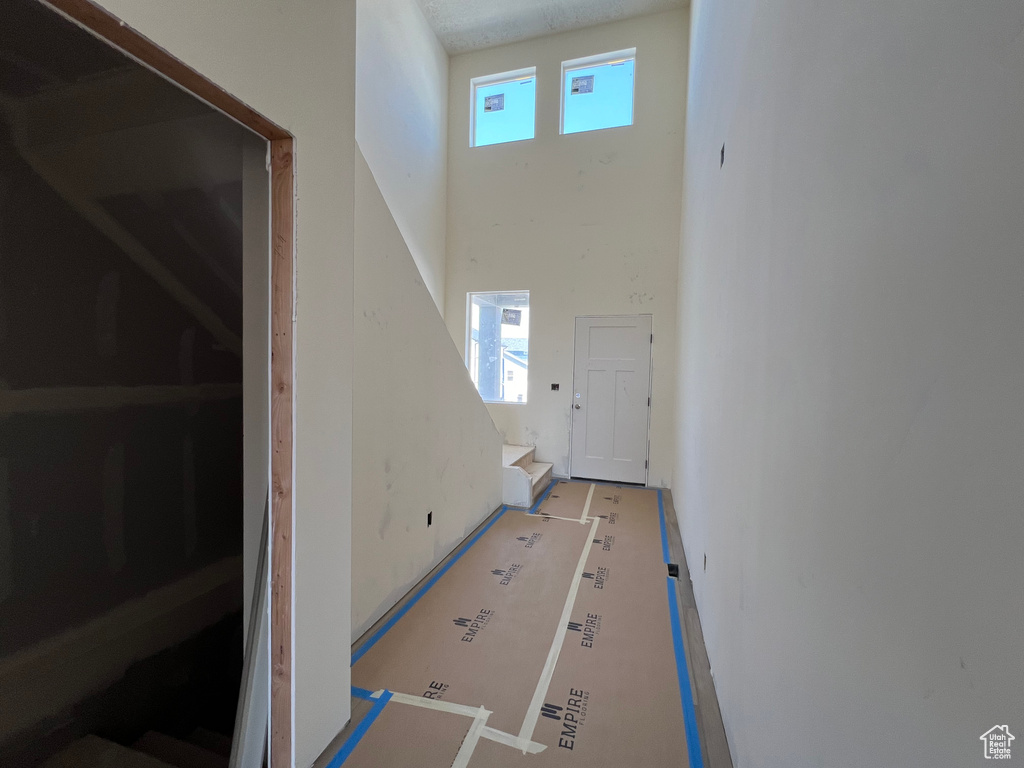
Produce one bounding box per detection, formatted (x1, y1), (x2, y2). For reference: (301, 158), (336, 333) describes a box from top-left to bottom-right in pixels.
(563, 58), (635, 135)
(474, 76), (536, 147)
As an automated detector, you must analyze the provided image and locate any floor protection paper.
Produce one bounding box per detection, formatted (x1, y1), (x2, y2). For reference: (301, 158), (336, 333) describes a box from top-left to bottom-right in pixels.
(345, 481), (692, 767)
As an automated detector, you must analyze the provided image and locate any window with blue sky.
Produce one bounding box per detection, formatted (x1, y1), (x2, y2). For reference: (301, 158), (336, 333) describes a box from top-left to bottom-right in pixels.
(471, 68), (536, 147)
(562, 49), (636, 135)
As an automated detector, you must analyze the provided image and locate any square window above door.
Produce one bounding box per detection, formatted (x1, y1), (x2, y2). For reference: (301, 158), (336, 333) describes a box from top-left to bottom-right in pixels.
(470, 68), (537, 147)
(561, 49), (636, 135)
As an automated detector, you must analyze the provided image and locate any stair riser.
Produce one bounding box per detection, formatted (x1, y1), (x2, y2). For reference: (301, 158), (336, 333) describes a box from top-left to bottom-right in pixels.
(502, 444), (536, 471)
(511, 450), (534, 470)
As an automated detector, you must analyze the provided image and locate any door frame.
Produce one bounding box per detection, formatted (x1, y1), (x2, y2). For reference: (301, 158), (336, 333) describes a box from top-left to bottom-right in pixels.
(36, 2), (296, 764)
(568, 314), (654, 486)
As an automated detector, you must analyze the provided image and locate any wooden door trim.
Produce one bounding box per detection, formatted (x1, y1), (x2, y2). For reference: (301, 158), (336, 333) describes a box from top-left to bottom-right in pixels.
(38, 2), (296, 765)
(268, 136), (295, 768)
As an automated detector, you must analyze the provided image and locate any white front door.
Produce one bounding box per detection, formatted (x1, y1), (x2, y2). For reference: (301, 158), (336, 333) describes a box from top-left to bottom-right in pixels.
(570, 315), (652, 484)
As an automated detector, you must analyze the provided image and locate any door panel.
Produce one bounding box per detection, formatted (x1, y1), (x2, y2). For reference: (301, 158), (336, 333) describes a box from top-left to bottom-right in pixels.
(613, 369), (637, 460)
(584, 369), (612, 457)
(570, 315), (652, 483)
(589, 324), (634, 358)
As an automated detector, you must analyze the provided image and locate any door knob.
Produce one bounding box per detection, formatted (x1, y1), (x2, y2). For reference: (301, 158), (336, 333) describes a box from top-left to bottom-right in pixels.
(574, 403), (581, 409)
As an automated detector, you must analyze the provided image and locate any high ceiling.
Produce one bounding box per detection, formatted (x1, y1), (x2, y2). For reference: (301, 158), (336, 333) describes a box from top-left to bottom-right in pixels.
(416, 0), (687, 54)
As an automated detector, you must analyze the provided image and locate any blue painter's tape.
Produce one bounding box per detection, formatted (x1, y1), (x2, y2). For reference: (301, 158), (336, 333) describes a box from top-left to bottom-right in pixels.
(351, 686), (376, 700)
(326, 690), (392, 768)
(352, 506), (509, 664)
(528, 479), (558, 514)
(667, 578), (704, 768)
(658, 489), (670, 564)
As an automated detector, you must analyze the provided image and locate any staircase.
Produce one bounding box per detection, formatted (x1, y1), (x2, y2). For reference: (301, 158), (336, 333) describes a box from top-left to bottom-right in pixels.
(502, 445), (553, 508)
(41, 728), (232, 768)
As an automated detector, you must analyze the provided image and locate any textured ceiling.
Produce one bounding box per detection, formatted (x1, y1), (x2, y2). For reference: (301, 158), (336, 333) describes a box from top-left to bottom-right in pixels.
(417, 0), (687, 54)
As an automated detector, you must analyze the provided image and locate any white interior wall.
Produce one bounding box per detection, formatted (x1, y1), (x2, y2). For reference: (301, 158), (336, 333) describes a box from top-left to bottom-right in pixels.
(352, 148), (502, 640)
(352, 0), (503, 645)
(677, 0), (1024, 765)
(356, 0), (449, 314)
(90, 2), (357, 765)
(444, 10), (688, 487)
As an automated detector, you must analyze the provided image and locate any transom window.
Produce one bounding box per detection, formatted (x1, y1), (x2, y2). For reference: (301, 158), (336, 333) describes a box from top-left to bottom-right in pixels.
(561, 49), (636, 135)
(467, 292), (529, 403)
(470, 68), (536, 147)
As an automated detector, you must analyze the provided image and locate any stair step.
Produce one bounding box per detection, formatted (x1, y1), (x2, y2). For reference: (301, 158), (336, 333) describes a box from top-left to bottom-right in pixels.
(503, 454), (553, 507)
(133, 731), (229, 768)
(187, 727), (234, 758)
(502, 444), (535, 469)
(41, 735), (176, 768)
(526, 461), (553, 489)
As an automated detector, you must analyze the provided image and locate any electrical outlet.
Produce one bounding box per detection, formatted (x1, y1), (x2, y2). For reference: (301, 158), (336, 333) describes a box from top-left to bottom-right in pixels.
(427, 511), (432, 527)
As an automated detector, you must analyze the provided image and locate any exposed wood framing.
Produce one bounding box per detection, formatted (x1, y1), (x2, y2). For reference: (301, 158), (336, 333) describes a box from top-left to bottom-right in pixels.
(0, 384), (242, 416)
(13, 67), (210, 148)
(269, 138), (295, 768)
(36, 2), (297, 766)
(19, 148), (244, 358)
(0, 556), (243, 742)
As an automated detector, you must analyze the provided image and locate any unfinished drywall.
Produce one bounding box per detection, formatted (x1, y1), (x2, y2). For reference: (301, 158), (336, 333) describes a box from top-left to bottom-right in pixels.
(676, 0), (1024, 764)
(352, 147), (502, 640)
(356, 0), (449, 315)
(444, 10), (687, 487)
(90, 1), (357, 765)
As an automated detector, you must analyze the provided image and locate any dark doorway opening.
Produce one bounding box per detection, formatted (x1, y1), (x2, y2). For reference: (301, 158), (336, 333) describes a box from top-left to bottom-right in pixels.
(0, 1), (270, 764)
